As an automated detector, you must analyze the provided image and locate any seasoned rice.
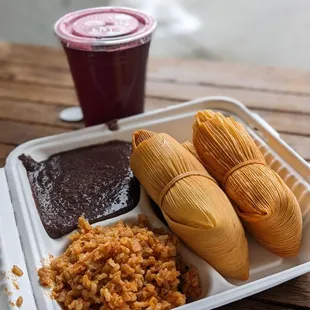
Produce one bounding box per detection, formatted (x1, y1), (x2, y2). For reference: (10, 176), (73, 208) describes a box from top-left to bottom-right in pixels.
(12, 265), (23, 277)
(38, 215), (201, 310)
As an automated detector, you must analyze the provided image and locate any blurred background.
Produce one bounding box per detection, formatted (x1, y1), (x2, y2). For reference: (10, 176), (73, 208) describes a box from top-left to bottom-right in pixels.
(1, 0), (310, 69)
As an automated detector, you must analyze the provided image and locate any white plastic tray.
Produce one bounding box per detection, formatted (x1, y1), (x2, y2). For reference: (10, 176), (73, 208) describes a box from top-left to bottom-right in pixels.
(2, 96), (310, 310)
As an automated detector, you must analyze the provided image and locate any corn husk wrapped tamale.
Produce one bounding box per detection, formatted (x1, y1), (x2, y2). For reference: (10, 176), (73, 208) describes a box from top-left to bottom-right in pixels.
(130, 130), (249, 280)
(182, 141), (200, 159)
(193, 111), (302, 257)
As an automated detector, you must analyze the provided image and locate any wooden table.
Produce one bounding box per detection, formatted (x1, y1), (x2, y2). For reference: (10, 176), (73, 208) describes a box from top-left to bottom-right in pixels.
(0, 42), (309, 309)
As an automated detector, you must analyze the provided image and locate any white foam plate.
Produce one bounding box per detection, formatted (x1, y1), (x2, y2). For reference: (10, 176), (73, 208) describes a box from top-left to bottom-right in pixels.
(2, 96), (310, 309)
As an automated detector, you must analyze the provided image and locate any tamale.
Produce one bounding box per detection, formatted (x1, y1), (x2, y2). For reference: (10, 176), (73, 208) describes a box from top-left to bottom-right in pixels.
(182, 141), (205, 165)
(130, 130), (249, 280)
(182, 141), (200, 159)
(193, 110), (302, 257)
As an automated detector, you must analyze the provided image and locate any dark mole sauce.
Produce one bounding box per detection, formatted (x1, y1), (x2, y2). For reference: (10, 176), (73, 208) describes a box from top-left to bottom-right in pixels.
(19, 140), (140, 239)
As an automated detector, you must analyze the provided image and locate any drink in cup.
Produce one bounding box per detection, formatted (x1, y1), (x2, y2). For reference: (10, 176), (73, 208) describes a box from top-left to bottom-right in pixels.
(54, 7), (156, 127)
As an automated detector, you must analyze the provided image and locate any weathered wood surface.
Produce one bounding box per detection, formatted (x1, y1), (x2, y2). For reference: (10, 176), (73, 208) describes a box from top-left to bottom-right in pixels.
(0, 42), (309, 309)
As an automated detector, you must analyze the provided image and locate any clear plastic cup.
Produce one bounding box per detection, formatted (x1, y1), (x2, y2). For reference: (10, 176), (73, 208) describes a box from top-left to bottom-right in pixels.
(54, 7), (156, 127)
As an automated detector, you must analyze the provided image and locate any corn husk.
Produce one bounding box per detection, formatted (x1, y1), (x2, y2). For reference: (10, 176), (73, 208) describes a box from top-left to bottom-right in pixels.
(182, 141), (205, 165)
(130, 130), (249, 280)
(193, 110), (302, 257)
(182, 141), (200, 158)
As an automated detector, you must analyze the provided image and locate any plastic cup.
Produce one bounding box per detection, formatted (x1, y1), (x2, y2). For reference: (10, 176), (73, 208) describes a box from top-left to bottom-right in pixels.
(54, 7), (156, 127)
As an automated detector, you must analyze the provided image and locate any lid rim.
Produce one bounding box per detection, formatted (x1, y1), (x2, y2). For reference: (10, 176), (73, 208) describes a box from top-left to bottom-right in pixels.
(54, 6), (157, 51)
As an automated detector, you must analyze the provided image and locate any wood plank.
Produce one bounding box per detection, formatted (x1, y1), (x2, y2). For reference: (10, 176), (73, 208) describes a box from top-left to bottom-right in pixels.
(0, 80), (185, 108)
(280, 134), (310, 160)
(0, 99), (82, 129)
(0, 98), (178, 129)
(2, 79), (310, 115)
(148, 58), (310, 95)
(0, 61), (73, 87)
(253, 273), (310, 308)
(145, 98), (181, 112)
(253, 110), (310, 136)
(2, 43), (310, 96)
(219, 299), (294, 310)
(0, 43), (67, 68)
(0, 80), (77, 106)
(0, 144), (15, 167)
(146, 80), (310, 114)
(0, 120), (70, 145)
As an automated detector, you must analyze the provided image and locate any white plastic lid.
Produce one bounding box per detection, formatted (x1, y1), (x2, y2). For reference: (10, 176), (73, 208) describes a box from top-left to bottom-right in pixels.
(54, 7), (156, 51)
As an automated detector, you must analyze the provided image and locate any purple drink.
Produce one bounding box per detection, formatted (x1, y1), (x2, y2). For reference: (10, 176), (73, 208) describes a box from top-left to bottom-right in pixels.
(54, 7), (156, 127)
